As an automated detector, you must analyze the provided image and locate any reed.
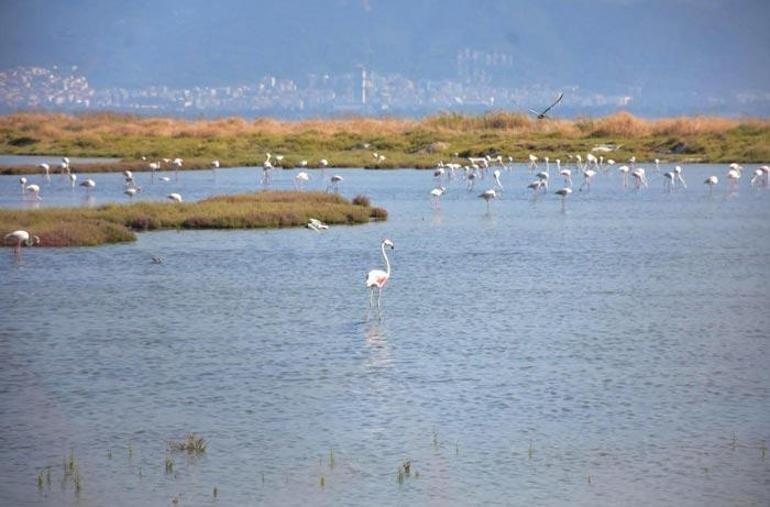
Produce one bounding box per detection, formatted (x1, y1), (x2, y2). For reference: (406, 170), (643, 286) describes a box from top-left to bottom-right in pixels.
(0, 191), (387, 247)
(169, 433), (207, 454)
(1, 111), (768, 174)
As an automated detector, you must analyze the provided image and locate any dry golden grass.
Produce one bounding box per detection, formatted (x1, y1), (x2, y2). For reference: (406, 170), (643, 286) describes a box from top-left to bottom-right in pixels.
(2, 110), (765, 140)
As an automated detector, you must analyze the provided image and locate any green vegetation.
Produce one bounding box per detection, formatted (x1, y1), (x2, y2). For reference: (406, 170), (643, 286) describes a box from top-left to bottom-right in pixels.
(169, 433), (207, 455)
(1, 111), (768, 176)
(0, 191), (387, 247)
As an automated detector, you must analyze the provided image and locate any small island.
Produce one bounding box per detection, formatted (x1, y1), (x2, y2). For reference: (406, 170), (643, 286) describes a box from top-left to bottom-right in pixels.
(0, 191), (387, 247)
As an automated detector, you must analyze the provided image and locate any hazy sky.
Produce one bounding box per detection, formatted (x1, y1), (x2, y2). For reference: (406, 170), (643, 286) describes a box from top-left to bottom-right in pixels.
(1, 0), (769, 95)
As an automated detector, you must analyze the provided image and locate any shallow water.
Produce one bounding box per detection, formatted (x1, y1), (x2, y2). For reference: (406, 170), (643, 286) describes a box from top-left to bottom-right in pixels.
(0, 154), (121, 167)
(1, 164), (769, 506)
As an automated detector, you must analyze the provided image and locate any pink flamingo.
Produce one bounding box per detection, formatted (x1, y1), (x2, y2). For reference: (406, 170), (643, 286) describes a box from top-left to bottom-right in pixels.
(366, 239), (394, 313)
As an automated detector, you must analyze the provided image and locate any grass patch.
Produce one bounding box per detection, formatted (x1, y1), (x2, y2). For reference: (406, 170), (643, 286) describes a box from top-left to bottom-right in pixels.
(0, 191), (387, 247)
(0, 112), (768, 174)
(169, 433), (207, 455)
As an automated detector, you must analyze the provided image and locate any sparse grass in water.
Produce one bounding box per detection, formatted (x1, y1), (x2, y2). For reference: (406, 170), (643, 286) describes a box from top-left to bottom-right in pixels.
(169, 433), (207, 455)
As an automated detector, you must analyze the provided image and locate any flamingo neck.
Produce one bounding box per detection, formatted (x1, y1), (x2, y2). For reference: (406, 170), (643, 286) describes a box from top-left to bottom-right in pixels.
(381, 243), (391, 277)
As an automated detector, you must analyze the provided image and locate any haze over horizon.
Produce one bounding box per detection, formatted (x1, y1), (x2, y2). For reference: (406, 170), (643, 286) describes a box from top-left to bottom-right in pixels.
(1, 0), (769, 117)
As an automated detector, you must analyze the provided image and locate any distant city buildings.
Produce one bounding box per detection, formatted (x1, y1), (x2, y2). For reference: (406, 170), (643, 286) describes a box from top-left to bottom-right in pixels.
(0, 64), (766, 118)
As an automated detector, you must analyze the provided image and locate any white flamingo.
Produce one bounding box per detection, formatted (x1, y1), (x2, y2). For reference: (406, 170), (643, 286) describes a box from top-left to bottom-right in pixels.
(4, 230), (40, 255)
(39, 163), (51, 182)
(295, 171), (310, 190)
(173, 158), (183, 181)
(19, 176), (27, 194)
(704, 175), (718, 195)
(262, 153), (273, 184)
(167, 193), (183, 203)
(68, 173), (77, 188)
(579, 169), (597, 191)
(478, 189), (497, 212)
(366, 239), (395, 314)
(80, 178), (96, 195)
(632, 168), (648, 189)
(25, 184), (42, 200)
(618, 165), (630, 188)
(663, 171), (675, 191)
(306, 218), (329, 231)
(559, 168), (572, 188)
(492, 170), (504, 191)
(528, 154), (539, 172)
(430, 186), (446, 208)
(327, 175), (343, 192)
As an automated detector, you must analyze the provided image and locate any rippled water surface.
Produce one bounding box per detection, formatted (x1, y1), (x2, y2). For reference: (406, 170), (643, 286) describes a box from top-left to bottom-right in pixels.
(1, 164), (769, 506)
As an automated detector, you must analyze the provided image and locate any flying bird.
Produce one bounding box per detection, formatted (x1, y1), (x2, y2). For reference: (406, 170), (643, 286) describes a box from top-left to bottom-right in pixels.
(529, 92), (564, 119)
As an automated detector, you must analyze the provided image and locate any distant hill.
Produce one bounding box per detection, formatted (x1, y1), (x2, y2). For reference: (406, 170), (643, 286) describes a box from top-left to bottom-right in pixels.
(1, 0), (769, 101)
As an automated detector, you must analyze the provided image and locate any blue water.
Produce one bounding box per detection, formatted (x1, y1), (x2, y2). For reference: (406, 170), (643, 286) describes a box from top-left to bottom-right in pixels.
(1, 164), (769, 506)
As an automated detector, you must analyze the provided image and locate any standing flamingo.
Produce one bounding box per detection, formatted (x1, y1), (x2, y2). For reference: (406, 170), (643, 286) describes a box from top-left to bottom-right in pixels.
(25, 184), (42, 200)
(262, 153), (273, 184)
(167, 193), (183, 203)
(327, 174), (343, 192)
(555, 187), (572, 212)
(80, 178), (96, 195)
(39, 163), (51, 182)
(366, 239), (395, 314)
(478, 189), (497, 212)
(430, 186), (446, 208)
(579, 169), (597, 192)
(19, 177), (27, 194)
(4, 230), (40, 256)
(528, 154), (539, 172)
(295, 172), (310, 190)
(492, 170), (504, 191)
(704, 175), (718, 195)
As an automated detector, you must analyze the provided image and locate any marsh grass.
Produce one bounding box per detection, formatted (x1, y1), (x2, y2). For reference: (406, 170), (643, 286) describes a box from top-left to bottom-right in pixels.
(0, 191), (387, 247)
(1, 111), (768, 174)
(169, 433), (207, 455)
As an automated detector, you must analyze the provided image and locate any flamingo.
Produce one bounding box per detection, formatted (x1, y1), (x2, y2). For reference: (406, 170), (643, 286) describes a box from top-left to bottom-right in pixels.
(25, 184), (42, 200)
(327, 175), (343, 192)
(536, 171), (549, 191)
(631, 168), (648, 189)
(80, 178), (96, 195)
(760, 165), (770, 187)
(430, 186), (446, 208)
(159, 176), (172, 182)
(262, 153), (273, 184)
(19, 177), (27, 194)
(673, 166), (687, 188)
(663, 171), (675, 191)
(172, 158), (183, 181)
(68, 173), (77, 188)
(555, 187), (572, 212)
(167, 193), (183, 203)
(750, 169), (764, 187)
(618, 165), (630, 188)
(366, 239), (395, 314)
(149, 161), (160, 182)
(559, 168), (572, 188)
(125, 187), (141, 199)
(4, 230), (40, 255)
(211, 160), (220, 175)
(654, 159), (661, 173)
(579, 169), (597, 192)
(39, 163), (51, 182)
(527, 179), (545, 198)
(726, 166), (741, 192)
(478, 189), (497, 212)
(306, 218), (329, 231)
(466, 170), (478, 191)
(492, 169), (504, 191)
(295, 172), (310, 190)
(704, 175), (718, 195)
(528, 154), (539, 172)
